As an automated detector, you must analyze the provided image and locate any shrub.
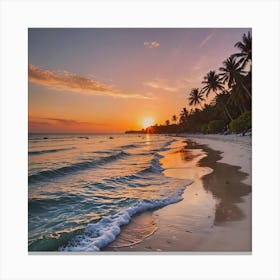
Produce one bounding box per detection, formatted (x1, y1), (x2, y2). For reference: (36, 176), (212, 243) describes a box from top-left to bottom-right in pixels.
(200, 124), (208, 134)
(229, 111), (252, 134)
(207, 120), (225, 133)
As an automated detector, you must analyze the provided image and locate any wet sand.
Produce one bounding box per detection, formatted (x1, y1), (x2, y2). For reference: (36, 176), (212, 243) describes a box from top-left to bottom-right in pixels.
(104, 137), (251, 252)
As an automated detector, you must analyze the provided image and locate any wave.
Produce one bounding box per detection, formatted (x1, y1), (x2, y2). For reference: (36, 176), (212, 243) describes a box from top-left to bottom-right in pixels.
(28, 194), (86, 211)
(29, 136), (186, 251)
(138, 153), (164, 174)
(120, 144), (138, 149)
(127, 139), (175, 175)
(29, 147), (76, 155)
(29, 194), (132, 213)
(152, 139), (176, 152)
(29, 151), (129, 183)
(103, 151), (164, 188)
(29, 228), (83, 251)
(59, 185), (188, 252)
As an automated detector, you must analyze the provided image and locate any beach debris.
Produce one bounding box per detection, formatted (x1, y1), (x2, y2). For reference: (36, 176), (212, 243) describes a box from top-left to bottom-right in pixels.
(185, 230), (192, 233)
(43, 137), (48, 139)
(109, 136), (114, 139)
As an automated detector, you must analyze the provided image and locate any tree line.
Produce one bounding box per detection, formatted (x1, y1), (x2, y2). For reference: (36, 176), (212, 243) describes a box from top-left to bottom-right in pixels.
(166, 31), (252, 134)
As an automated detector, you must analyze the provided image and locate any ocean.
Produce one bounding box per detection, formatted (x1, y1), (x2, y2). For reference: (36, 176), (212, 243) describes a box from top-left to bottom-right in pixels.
(28, 133), (191, 251)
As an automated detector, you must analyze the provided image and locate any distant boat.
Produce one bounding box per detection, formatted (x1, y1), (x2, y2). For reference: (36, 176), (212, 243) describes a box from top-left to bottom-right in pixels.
(78, 136), (89, 139)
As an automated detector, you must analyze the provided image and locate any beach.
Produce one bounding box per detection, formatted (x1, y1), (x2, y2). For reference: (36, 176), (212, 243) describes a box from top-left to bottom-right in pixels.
(27, 28), (253, 253)
(105, 134), (252, 252)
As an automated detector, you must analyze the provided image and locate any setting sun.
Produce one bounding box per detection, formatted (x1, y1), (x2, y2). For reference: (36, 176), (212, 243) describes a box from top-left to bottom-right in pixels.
(142, 117), (154, 129)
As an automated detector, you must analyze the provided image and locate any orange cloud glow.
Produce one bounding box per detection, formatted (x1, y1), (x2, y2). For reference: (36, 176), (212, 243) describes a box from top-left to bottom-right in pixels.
(28, 116), (110, 133)
(28, 64), (150, 99)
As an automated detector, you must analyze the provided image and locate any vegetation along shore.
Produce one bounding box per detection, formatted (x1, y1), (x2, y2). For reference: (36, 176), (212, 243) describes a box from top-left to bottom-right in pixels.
(126, 31), (251, 136)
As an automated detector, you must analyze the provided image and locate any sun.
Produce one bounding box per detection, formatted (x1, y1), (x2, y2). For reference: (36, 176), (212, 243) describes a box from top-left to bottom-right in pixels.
(142, 117), (154, 129)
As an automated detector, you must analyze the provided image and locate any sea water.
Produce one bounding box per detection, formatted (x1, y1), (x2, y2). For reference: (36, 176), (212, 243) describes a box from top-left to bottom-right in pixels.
(28, 134), (192, 251)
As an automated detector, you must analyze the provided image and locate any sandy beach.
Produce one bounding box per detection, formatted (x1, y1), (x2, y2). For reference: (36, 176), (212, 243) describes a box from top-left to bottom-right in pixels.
(105, 134), (252, 252)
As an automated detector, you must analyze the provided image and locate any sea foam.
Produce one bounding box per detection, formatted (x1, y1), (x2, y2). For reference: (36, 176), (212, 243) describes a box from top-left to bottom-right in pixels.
(59, 185), (190, 252)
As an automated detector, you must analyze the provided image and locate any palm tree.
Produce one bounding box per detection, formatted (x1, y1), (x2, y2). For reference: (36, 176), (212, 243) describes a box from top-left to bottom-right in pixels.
(232, 31), (252, 69)
(183, 107), (188, 118)
(172, 115), (177, 124)
(188, 88), (204, 109)
(201, 70), (232, 123)
(212, 91), (233, 121)
(219, 56), (251, 98)
(200, 103), (217, 123)
(201, 70), (224, 97)
(179, 107), (188, 125)
(165, 120), (170, 126)
(228, 84), (250, 113)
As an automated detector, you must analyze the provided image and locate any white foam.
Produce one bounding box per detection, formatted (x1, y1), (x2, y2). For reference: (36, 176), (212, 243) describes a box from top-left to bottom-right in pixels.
(59, 185), (190, 252)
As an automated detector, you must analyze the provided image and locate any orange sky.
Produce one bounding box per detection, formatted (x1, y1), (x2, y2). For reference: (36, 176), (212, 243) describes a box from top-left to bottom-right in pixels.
(28, 28), (250, 133)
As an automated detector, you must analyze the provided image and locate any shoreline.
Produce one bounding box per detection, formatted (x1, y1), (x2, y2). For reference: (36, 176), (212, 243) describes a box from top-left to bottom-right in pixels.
(104, 135), (252, 252)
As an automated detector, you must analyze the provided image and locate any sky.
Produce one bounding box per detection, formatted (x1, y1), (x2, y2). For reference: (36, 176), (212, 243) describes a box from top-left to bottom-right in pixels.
(28, 28), (251, 133)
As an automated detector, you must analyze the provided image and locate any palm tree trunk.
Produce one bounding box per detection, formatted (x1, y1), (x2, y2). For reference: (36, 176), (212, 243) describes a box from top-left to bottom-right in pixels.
(223, 104), (233, 121)
(214, 90), (233, 121)
(238, 79), (251, 99)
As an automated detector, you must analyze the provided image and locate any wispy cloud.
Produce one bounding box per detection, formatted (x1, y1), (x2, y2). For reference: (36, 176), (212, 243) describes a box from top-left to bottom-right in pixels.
(28, 121), (50, 127)
(43, 117), (108, 126)
(43, 118), (90, 125)
(199, 33), (214, 48)
(144, 41), (160, 48)
(28, 64), (150, 99)
(143, 78), (185, 93)
(29, 117), (109, 128)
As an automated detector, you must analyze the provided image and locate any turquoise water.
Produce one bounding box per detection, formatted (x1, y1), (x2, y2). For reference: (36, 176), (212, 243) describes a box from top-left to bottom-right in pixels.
(28, 134), (190, 251)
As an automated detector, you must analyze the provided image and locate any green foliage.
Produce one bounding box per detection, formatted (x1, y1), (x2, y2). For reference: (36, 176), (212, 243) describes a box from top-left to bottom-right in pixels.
(207, 120), (225, 133)
(229, 111), (251, 133)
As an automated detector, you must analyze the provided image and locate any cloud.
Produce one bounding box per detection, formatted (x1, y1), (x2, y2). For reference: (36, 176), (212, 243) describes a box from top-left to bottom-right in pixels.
(28, 64), (150, 99)
(43, 118), (91, 125)
(44, 117), (109, 126)
(199, 33), (214, 48)
(28, 117), (109, 129)
(144, 41), (160, 48)
(28, 121), (50, 127)
(143, 78), (185, 92)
